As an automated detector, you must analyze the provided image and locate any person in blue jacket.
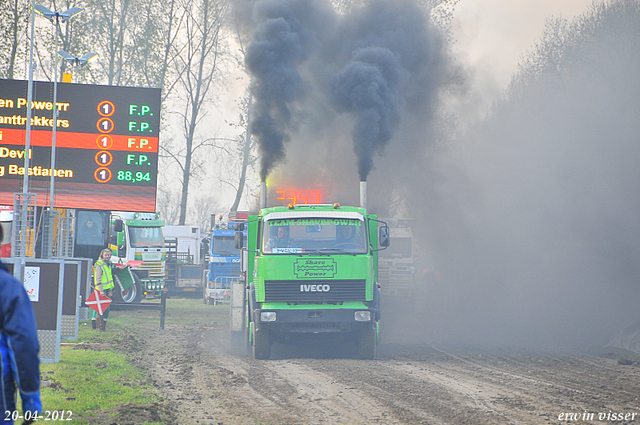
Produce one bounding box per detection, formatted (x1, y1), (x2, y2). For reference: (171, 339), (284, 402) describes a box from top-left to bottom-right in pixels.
(0, 226), (41, 424)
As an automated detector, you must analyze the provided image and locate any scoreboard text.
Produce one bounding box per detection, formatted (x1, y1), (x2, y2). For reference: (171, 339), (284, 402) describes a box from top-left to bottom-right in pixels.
(0, 79), (161, 212)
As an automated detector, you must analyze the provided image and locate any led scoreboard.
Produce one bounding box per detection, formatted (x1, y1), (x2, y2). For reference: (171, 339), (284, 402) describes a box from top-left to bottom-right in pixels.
(273, 189), (322, 205)
(0, 78), (161, 212)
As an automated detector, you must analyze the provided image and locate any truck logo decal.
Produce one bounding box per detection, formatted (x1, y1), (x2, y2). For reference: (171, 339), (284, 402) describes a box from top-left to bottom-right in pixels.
(294, 258), (337, 279)
(300, 284), (330, 292)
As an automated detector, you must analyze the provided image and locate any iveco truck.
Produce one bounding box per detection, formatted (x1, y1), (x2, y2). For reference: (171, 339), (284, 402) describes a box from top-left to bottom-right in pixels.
(232, 203), (389, 359)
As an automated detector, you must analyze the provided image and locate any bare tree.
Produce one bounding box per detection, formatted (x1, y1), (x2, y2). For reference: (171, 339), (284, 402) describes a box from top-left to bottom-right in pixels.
(509, 16), (573, 98)
(0, 0), (29, 79)
(221, 13), (260, 213)
(162, 0), (230, 225)
(156, 186), (181, 225)
(191, 193), (223, 232)
(227, 95), (258, 213)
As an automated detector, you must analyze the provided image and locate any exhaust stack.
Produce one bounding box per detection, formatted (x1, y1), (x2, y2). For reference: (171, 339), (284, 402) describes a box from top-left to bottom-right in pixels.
(260, 181), (267, 209)
(360, 181), (367, 210)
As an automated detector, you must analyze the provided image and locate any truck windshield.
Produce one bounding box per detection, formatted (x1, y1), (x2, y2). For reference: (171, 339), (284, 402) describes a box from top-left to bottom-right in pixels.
(211, 235), (245, 255)
(129, 226), (165, 248)
(262, 217), (367, 254)
(75, 211), (106, 246)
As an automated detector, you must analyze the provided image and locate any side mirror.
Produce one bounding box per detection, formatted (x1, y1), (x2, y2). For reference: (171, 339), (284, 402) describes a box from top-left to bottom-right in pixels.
(114, 219), (123, 232)
(234, 231), (243, 249)
(379, 225), (390, 248)
(235, 223), (245, 231)
(116, 231), (126, 257)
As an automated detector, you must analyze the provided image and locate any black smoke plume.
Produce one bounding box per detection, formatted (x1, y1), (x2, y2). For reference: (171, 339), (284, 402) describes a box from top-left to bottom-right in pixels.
(331, 47), (403, 181)
(244, 0), (327, 181)
(243, 0), (445, 182)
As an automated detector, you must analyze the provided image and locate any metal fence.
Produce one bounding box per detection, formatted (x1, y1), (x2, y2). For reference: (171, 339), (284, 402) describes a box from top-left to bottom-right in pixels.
(11, 193), (37, 258)
(205, 275), (239, 304)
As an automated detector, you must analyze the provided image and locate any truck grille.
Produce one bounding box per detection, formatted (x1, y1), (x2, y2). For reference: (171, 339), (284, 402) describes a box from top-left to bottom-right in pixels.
(211, 263), (240, 278)
(264, 279), (366, 303)
(140, 260), (165, 278)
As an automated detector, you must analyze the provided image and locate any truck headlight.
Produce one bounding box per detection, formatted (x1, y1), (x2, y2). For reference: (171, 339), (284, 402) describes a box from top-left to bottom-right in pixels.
(355, 311), (371, 321)
(260, 311), (277, 322)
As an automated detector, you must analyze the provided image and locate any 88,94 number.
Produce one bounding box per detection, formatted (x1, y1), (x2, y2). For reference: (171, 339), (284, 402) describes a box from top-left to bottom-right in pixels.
(117, 170), (151, 183)
(5, 410), (73, 422)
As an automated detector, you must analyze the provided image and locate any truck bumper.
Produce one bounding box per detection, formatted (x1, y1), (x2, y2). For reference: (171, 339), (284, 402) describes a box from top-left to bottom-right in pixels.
(254, 307), (377, 334)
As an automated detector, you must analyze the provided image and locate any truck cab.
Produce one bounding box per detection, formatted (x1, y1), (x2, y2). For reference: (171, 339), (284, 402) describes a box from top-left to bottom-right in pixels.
(378, 218), (416, 296)
(108, 211), (166, 302)
(205, 218), (247, 304)
(236, 203), (389, 359)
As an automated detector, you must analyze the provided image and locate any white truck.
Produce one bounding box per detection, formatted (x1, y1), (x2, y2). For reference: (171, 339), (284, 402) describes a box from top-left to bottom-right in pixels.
(163, 225), (206, 297)
(74, 210), (167, 303)
(378, 218), (416, 296)
(0, 206), (13, 257)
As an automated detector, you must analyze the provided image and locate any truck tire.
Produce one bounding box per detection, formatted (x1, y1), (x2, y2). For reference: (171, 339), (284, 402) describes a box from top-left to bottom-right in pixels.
(357, 327), (376, 360)
(114, 273), (143, 304)
(253, 325), (271, 360)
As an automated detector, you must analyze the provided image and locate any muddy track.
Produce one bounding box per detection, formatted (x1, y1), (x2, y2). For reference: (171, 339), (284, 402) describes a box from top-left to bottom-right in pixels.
(113, 313), (640, 425)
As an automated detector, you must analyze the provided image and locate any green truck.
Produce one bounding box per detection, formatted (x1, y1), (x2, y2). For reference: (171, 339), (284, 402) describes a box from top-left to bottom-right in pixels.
(231, 203), (389, 359)
(75, 210), (167, 303)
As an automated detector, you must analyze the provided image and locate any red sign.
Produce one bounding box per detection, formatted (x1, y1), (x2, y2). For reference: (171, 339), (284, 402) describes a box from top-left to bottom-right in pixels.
(85, 290), (112, 315)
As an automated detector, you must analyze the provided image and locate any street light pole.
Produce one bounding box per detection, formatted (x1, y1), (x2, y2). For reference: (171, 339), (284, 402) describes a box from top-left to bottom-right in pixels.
(17, 0), (37, 258)
(34, 5), (84, 258)
(50, 14), (59, 227)
(23, 0), (36, 196)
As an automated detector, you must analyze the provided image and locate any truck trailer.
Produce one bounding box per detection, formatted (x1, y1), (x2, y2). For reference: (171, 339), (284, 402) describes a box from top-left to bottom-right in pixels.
(231, 203), (389, 359)
(164, 225), (205, 297)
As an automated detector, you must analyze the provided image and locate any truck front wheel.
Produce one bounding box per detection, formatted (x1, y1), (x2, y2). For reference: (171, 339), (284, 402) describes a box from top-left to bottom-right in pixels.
(357, 326), (376, 360)
(253, 325), (271, 360)
(115, 273), (143, 304)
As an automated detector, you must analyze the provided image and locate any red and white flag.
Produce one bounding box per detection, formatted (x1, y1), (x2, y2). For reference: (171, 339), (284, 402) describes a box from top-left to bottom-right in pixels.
(86, 290), (112, 315)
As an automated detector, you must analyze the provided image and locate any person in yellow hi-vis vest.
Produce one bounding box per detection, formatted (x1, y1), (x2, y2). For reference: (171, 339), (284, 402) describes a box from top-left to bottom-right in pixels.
(91, 248), (115, 332)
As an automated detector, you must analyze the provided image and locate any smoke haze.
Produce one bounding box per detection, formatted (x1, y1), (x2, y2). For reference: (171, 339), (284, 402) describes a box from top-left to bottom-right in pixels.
(403, 0), (640, 348)
(240, 0), (640, 349)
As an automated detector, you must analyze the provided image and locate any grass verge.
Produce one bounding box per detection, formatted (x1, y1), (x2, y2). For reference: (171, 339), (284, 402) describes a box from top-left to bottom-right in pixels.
(34, 298), (228, 424)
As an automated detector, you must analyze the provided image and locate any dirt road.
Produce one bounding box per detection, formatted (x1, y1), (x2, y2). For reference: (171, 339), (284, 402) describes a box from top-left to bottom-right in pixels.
(100, 298), (640, 425)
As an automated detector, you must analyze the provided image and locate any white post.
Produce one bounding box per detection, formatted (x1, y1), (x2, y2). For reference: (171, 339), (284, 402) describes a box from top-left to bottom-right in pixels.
(260, 181), (267, 209)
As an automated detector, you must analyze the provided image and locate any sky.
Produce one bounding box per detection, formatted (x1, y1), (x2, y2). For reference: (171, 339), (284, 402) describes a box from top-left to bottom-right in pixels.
(450, 0), (595, 122)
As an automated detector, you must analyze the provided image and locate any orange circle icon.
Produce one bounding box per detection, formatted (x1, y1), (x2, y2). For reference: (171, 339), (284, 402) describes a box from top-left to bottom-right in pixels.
(94, 167), (112, 183)
(97, 100), (115, 117)
(97, 117), (114, 133)
(96, 135), (113, 149)
(95, 151), (113, 167)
